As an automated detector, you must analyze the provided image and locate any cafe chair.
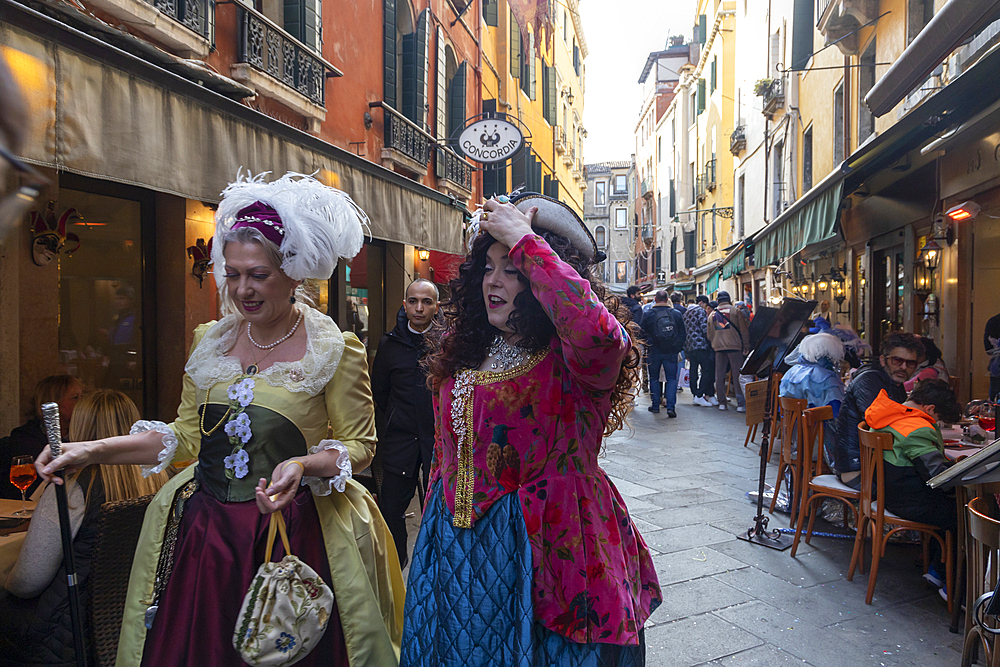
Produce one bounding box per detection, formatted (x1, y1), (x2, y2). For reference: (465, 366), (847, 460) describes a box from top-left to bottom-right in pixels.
(791, 405), (860, 559)
(770, 396), (807, 526)
(89, 494), (154, 667)
(848, 423), (953, 612)
(963, 495), (1000, 667)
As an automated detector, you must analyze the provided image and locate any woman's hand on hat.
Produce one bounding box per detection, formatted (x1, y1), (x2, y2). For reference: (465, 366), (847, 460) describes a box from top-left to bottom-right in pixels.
(480, 199), (537, 250)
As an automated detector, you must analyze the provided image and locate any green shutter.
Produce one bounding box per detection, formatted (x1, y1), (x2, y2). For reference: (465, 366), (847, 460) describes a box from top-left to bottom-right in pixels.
(483, 0), (498, 26)
(284, 0), (321, 50)
(511, 20), (521, 78)
(448, 61), (467, 142)
(383, 0), (396, 109)
(699, 14), (707, 45)
(791, 0), (814, 70)
(697, 78), (705, 113)
(401, 9), (429, 126)
(710, 57), (716, 93)
(542, 63), (556, 125)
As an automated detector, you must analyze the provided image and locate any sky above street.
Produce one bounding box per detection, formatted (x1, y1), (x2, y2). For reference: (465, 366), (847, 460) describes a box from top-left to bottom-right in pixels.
(579, 0), (696, 164)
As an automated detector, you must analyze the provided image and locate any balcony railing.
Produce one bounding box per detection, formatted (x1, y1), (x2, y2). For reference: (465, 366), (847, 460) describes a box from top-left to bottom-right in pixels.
(436, 146), (473, 193)
(147, 0), (209, 38)
(730, 125), (746, 154)
(555, 127), (568, 154)
(815, 0), (834, 25)
(705, 159), (716, 191)
(640, 178), (653, 199)
(238, 6), (329, 107)
(762, 78), (784, 116)
(371, 102), (434, 166)
(696, 175), (706, 201)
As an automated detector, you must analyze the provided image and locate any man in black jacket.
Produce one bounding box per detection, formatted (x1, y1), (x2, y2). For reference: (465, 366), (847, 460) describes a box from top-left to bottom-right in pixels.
(370, 279), (438, 567)
(834, 332), (924, 488)
(641, 290), (686, 417)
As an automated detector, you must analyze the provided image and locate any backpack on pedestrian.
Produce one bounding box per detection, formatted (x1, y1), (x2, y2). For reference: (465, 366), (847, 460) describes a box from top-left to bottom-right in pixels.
(651, 309), (684, 352)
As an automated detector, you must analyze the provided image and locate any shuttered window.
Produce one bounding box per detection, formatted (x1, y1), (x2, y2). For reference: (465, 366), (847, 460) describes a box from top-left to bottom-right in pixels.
(528, 32), (536, 100)
(710, 56), (716, 93)
(482, 0), (498, 26)
(697, 78), (706, 113)
(698, 14), (707, 45)
(511, 20), (521, 78)
(436, 26), (447, 139)
(448, 61), (467, 141)
(285, 0), (321, 51)
(401, 9), (429, 127)
(383, 0), (397, 109)
(542, 62), (556, 125)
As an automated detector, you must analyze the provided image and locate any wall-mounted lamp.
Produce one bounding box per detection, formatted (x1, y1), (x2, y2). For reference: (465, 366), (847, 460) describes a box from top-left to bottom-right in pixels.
(817, 274), (829, 292)
(920, 238), (942, 270)
(561, 88), (575, 104)
(416, 247), (431, 261)
(946, 200), (981, 222)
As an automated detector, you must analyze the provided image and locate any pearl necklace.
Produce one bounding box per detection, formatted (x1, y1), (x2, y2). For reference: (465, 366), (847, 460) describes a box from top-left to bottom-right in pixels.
(247, 310), (303, 350)
(487, 336), (529, 371)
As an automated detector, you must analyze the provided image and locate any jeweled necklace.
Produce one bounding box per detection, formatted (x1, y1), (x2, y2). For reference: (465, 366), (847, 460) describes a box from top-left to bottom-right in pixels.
(247, 310), (303, 350)
(487, 336), (529, 371)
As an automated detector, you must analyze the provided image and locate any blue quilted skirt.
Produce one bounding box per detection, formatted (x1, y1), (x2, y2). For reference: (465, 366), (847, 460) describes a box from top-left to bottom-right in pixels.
(400, 482), (646, 667)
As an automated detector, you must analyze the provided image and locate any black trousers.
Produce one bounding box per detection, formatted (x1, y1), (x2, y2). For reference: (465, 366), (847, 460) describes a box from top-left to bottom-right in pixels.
(378, 462), (430, 568)
(688, 348), (715, 398)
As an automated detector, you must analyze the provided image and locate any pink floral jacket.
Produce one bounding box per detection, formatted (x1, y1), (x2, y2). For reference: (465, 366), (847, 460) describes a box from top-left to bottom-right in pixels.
(428, 234), (662, 646)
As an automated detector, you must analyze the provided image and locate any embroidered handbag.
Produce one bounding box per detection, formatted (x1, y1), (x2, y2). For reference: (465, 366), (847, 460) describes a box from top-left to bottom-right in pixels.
(233, 510), (334, 666)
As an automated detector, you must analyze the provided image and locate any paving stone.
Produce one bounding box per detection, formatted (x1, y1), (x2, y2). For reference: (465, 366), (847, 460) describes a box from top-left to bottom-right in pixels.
(709, 537), (847, 587)
(710, 643), (818, 666)
(651, 547), (749, 586)
(617, 495), (662, 515)
(643, 500), (753, 529)
(644, 613), (763, 667)
(642, 488), (729, 510)
(609, 477), (660, 497)
(641, 523), (736, 555)
(647, 576), (754, 625)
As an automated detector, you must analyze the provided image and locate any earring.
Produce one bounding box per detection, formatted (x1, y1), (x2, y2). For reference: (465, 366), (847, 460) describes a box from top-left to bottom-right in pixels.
(289, 295), (296, 304)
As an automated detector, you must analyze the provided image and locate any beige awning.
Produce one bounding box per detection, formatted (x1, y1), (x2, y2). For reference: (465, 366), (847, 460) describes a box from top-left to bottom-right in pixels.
(3, 19), (463, 254)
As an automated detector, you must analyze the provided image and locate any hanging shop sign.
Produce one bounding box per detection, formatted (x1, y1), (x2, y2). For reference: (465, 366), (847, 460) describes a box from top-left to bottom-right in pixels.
(458, 117), (525, 165)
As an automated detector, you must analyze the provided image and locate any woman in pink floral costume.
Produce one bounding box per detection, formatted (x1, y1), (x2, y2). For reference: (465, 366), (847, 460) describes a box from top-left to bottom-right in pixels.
(400, 192), (661, 666)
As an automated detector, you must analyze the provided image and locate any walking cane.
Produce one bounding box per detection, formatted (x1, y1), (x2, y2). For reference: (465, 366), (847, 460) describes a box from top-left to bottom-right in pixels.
(41, 402), (89, 667)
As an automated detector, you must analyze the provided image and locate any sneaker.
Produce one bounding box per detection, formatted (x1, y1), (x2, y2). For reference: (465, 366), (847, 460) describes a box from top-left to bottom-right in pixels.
(693, 396), (711, 407)
(667, 409), (677, 418)
(648, 405), (660, 413)
(677, 387), (683, 393)
(923, 568), (944, 588)
(709, 396), (720, 406)
(736, 406), (746, 413)
(718, 404), (728, 411)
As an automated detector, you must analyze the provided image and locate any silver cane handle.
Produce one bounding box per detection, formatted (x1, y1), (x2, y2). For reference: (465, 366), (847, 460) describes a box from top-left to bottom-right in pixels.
(41, 402), (62, 457)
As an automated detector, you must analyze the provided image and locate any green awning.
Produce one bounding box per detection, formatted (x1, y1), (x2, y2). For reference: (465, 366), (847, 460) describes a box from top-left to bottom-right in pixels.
(720, 238), (753, 279)
(754, 171), (844, 267)
(705, 271), (720, 294)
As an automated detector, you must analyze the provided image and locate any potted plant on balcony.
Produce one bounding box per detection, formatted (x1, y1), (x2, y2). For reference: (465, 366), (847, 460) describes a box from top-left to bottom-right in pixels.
(753, 78), (773, 96)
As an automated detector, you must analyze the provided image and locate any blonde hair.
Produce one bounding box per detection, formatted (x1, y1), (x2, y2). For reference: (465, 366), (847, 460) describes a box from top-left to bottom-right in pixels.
(68, 390), (170, 503)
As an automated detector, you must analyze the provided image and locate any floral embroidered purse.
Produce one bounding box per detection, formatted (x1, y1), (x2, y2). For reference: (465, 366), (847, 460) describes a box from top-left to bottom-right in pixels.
(233, 510), (334, 666)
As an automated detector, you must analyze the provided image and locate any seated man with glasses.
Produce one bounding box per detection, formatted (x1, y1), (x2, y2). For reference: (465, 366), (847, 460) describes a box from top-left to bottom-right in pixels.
(834, 331), (925, 489)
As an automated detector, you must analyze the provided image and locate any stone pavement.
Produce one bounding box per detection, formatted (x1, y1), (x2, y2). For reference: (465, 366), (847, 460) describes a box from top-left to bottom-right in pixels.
(402, 390), (964, 666)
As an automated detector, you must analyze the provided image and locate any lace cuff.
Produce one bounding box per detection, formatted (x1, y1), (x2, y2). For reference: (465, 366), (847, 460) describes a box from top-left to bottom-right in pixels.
(130, 420), (178, 477)
(302, 440), (352, 495)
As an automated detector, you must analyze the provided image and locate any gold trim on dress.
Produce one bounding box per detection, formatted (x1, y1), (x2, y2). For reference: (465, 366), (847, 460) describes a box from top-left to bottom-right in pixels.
(451, 350), (549, 529)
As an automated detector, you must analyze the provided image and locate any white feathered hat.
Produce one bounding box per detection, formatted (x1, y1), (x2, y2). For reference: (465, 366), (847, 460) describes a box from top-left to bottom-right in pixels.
(211, 171), (368, 289)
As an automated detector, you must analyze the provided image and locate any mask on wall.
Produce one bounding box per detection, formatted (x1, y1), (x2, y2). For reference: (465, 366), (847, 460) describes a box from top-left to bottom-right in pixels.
(30, 201), (81, 266)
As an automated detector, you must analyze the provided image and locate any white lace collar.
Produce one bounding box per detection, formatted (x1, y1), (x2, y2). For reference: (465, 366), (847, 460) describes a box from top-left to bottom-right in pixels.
(184, 305), (346, 396)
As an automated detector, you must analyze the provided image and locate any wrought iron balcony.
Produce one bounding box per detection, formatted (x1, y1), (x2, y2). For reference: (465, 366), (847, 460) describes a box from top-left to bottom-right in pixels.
(641, 224), (654, 243)
(730, 125), (746, 154)
(555, 126), (568, 154)
(436, 146), (473, 194)
(815, 0), (834, 24)
(640, 178), (653, 200)
(696, 175), (706, 202)
(370, 102), (434, 167)
(237, 6), (330, 107)
(144, 0), (209, 37)
(761, 78), (784, 116)
(705, 159), (716, 191)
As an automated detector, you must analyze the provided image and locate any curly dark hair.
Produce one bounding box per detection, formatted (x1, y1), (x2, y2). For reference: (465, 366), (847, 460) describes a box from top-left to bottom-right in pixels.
(908, 378), (962, 424)
(424, 230), (640, 436)
(880, 332), (925, 359)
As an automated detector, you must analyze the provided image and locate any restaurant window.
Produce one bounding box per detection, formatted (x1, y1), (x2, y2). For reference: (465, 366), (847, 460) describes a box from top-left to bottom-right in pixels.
(57, 183), (152, 413)
(595, 180), (607, 207)
(802, 125), (813, 192)
(858, 39), (876, 143)
(833, 81), (845, 166)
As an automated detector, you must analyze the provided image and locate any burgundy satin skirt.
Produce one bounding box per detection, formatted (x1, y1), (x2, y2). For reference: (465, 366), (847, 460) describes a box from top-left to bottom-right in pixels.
(141, 486), (348, 666)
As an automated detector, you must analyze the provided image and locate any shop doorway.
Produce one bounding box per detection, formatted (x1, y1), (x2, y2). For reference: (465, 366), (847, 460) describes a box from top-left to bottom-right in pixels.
(871, 245), (905, 353)
(57, 176), (156, 414)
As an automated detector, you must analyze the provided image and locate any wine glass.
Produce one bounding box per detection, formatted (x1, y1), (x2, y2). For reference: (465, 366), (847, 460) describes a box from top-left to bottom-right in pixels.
(9, 455), (36, 516)
(980, 403), (997, 433)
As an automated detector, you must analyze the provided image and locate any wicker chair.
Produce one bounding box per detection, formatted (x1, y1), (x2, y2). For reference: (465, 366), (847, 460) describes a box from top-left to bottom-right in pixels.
(89, 494), (154, 667)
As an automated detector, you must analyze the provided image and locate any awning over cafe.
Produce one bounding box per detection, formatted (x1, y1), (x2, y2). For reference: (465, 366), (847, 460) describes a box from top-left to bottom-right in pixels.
(3, 6), (464, 255)
(720, 237), (755, 280)
(705, 271), (719, 294)
(865, 0), (1000, 118)
(753, 170), (844, 268)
